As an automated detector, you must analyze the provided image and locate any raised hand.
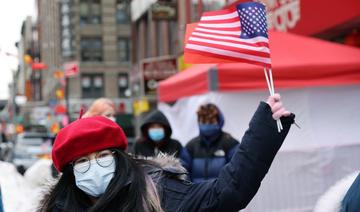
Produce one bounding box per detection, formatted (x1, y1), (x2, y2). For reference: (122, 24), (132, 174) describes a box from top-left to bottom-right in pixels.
(266, 93), (291, 120)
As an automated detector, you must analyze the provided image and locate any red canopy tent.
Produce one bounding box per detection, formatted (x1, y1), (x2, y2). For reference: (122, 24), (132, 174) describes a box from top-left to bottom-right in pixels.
(158, 31), (360, 102)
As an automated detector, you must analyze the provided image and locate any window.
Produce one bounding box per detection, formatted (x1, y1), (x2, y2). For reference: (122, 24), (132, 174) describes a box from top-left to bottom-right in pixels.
(118, 73), (129, 97)
(116, 0), (130, 24)
(80, 0), (101, 25)
(191, 0), (226, 22)
(169, 21), (177, 55)
(118, 38), (130, 62)
(156, 22), (164, 56)
(81, 74), (104, 98)
(81, 37), (103, 61)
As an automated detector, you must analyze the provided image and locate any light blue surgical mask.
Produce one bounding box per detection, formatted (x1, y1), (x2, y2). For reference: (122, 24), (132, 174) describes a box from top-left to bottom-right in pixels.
(148, 128), (165, 142)
(74, 156), (115, 197)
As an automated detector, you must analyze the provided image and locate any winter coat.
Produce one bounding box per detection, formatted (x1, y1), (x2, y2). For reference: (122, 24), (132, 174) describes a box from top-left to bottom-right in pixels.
(51, 102), (294, 212)
(313, 171), (359, 212)
(341, 172), (360, 212)
(0, 186), (4, 212)
(180, 132), (239, 183)
(133, 110), (183, 157)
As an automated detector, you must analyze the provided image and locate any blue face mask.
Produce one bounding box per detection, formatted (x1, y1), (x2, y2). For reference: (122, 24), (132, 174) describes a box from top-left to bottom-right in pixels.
(74, 156), (115, 197)
(148, 128), (165, 142)
(199, 124), (221, 137)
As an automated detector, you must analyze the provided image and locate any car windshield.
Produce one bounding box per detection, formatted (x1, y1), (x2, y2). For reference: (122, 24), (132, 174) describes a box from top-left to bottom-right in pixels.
(17, 137), (44, 146)
(17, 133), (51, 146)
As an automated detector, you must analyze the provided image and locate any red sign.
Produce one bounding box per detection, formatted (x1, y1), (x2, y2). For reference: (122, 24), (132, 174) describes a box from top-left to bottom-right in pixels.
(226, 0), (360, 36)
(31, 62), (48, 70)
(63, 61), (79, 77)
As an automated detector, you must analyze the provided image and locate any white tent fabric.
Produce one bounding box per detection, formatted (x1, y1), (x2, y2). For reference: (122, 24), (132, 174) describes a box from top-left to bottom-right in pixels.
(158, 85), (360, 211)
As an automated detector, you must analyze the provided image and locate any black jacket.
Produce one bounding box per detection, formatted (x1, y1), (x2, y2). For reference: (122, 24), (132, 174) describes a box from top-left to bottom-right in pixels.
(133, 110), (183, 157)
(180, 132), (239, 182)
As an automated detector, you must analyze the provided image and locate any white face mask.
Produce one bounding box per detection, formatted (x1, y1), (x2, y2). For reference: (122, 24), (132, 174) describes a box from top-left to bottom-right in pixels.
(74, 156), (116, 197)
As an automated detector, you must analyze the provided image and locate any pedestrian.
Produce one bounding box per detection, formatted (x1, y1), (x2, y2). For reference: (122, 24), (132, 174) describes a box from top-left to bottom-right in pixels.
(180, 103), (240, 183)
(38, 94), (294, 212)
(83, 98), (116, 121)
(133, 110), (182, 157)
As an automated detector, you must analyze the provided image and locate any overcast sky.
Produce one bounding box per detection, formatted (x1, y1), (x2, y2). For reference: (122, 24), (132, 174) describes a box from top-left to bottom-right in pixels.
(0, 1), (36, 100)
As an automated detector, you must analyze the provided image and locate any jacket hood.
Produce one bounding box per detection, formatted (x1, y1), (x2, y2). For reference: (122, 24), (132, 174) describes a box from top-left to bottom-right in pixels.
(140, 110), (172, 139)
(215, 106), (225, 128)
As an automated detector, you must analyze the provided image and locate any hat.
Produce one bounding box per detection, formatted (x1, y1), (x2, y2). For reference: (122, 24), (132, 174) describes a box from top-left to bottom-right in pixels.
(52, 116), (128, 172)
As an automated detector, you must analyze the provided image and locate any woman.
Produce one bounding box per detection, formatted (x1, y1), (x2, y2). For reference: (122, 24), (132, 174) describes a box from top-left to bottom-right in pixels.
(38, 94), (294, 212)
(82, 98), (116, 121)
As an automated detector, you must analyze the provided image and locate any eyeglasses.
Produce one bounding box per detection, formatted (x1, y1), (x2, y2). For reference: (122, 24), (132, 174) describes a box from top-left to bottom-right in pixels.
(73, 150), (115, 174)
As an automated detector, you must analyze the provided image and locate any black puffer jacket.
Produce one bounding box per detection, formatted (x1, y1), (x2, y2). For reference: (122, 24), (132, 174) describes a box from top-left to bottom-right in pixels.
(133, 110), (183, 157)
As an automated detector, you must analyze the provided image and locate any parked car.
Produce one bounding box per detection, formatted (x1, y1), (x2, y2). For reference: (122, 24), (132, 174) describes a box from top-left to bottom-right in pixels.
(12, 132), (53, 174)
(0, 133), (13, 162)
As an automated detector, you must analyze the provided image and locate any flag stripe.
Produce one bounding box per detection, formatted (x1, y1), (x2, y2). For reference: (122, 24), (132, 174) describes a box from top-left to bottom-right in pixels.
(201, 8), (237, 17)
(192, 32), (269, 46)
(198, 21), (241, 28)
(200, 11), (239, 21)
(195, 27), (241, 35)
(185, 45), (271, 67)
(188, 37), (270, 54)
(199, 16), (240, 24)
(187, 40), (270, 58)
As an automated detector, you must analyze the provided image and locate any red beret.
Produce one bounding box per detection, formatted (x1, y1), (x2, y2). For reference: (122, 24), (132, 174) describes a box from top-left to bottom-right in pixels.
(52, 116), (128, 172)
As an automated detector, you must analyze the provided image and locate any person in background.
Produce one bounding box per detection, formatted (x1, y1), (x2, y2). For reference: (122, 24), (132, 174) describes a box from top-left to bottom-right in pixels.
(83, 98), (116, 121)
(180, 103), (240, 183)
(37, 94), (294, 212)
(133, 110), (183, 157)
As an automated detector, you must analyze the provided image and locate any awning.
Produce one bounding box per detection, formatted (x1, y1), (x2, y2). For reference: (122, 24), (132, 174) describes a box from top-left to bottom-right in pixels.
(158, 30), (360, 102)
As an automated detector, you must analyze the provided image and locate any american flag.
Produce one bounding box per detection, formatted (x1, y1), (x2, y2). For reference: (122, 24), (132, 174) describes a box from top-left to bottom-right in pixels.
(185, 2), (271, 68)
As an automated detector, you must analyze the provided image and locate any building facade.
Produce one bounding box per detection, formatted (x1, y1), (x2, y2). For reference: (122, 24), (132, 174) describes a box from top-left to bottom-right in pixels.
(57, 0), (132, 117)
(13, 0), (134, 136)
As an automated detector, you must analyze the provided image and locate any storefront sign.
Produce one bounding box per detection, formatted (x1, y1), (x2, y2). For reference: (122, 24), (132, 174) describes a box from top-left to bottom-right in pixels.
(141, 56), (178, 95)
(266, 0), (301, 32)
(151, 2), (177, 20)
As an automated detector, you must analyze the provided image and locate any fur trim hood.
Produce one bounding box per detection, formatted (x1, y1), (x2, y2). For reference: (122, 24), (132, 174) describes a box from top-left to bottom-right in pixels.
(138, 153), (188, 182)
(313, 171), (359, 212)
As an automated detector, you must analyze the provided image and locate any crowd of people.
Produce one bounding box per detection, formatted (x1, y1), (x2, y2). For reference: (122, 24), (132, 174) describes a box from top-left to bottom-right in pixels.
(1, 94), (359, 211)
(36, 94), (296, 211)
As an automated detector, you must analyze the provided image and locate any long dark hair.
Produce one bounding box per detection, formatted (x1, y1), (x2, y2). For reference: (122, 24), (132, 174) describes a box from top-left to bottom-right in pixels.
(38, 149), (163, 212)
